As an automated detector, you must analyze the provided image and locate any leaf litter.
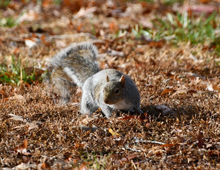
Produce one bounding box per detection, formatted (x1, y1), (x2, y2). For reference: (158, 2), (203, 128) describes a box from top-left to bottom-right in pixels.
(0, 0), (220, 169)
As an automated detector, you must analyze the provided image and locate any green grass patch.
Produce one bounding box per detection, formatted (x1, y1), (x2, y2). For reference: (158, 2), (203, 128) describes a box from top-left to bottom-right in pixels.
(152, 12), (217, 45)
(0, 56), (44, 85)
(125, 12), (220, 56)
(0, 0), (11, 8)
(77, 151), (111, 169)
(0, 16), (18, 27)
(126, 12), (217, 47)
(163, 0), (184, 5)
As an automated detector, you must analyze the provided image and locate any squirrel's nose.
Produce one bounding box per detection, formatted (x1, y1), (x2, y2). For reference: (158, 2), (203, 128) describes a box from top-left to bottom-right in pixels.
(104, 98), (109, 104)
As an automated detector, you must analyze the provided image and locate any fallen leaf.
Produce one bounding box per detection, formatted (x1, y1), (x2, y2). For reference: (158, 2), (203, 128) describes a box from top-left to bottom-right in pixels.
(42, 0), (52, 8)
(140, 16), (153, 28)
(25, 39), (38, 48)
(77, 23), (83, 32)
(109, 128), (120, 137)
(9, 113), (27, 122)
(109, 22), (119, 33)
(15, 139), (31, 155)
(0, 90), (8, 98)
(13, 162), (35, 170)
(197, 131), (205, 148)
(108, 49), (124, 57)
(161, 89), (174, 96)
(206, 83), (214, 91)
(200, 0), (211, 3)
(13, 47), (19, 54)
(127, 154), (138, 160)
(79, 162), (88, 170)
(17, 9), (39, 22)
(181, 5), (217, 14)
(207, 150), (219, 156)
(41, 162), (51, 169)
(162, 143), (176, 147)
(55, 40), (67, 48)
(119, 115), (137, 120)
(74, 7), (97, 19)
(148, 40), (166, 48)
(63, 0), (84, 13)
(7, 93), (25, 101)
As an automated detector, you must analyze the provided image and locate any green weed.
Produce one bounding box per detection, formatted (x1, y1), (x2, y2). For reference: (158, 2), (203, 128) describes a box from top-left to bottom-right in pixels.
(0, 17), (18, 27)
(77, 151), (111, 169)
(163, 0), (183, 5)
(0, 0), (11, 8)
(137, 0), (154, 3)
(89, 153), (110, 169)
(153, 12), (217, 45)
(0, 56), (42, 85)
(132, 24), (151, 39)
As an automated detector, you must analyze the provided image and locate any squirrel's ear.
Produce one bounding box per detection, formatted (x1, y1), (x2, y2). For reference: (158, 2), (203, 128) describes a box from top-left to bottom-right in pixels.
(106, 75), (109, 82)
(119, 75), (125, 87)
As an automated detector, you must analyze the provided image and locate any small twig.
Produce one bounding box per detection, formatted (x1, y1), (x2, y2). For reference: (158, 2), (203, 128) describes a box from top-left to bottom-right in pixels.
(145, 140), (165, 145)
(133, 137), (165, 145)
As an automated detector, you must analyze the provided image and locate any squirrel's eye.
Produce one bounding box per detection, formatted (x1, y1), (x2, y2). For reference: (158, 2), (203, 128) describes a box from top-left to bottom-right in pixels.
(114, 89), (120, 95)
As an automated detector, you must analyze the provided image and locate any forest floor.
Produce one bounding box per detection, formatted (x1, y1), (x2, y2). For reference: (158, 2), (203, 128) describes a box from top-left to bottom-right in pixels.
(1, 0), (220, 169)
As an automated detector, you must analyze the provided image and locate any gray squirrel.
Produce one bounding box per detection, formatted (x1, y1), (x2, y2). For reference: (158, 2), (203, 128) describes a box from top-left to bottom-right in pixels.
(49, 42), (142, 118)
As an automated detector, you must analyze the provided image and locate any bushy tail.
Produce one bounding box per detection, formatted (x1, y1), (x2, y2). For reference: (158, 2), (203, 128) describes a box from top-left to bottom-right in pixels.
(49, 42), (99, 88)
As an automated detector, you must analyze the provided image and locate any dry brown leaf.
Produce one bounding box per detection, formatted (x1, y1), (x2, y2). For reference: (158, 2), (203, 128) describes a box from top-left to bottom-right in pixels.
(13, 47), (19, 55)
(182, 5), (217, 14)
(109, 22), (119, 33)
(119, 115), (138, 120)
(141, 2), (157, 14)
(161, 89), (175, 96)
(207, 150), (219, 156)
(41, 162), (52, 170)
(15, 139), (31, 155)
(42, 0), (52, 8)
(162, 143), (177, 147)
(140, 16), (153, 28)
(200, 0), (211, 3)
(0, 90), (8, 98)
(79, 162), (88, 170)
(127, 154), (138, 160)
(63, 0), (85, 12)
(148, 40), (166, 48)
(7, 93), (25, 101)
(197, 131), (205, 148)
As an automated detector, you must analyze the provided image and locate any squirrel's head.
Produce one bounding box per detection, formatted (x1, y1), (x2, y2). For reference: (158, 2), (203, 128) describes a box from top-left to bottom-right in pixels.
(103, 75), (126, 105)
